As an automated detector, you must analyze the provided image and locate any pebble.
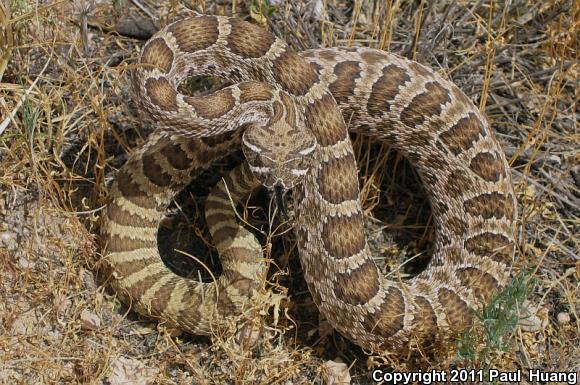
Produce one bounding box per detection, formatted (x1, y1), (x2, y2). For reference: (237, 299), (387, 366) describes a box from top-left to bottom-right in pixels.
(80, 309), (101, 330)
(557, 312), (570, 325)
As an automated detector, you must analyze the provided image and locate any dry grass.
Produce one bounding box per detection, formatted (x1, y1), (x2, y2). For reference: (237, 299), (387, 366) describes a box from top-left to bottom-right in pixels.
(0, 0), (578, 384)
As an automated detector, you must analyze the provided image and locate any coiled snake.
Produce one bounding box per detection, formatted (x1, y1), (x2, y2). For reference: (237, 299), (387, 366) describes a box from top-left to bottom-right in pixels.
(101, 15), (517, 353)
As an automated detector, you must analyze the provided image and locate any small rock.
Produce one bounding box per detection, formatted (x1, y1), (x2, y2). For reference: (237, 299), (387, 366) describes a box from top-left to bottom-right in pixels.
(557, 312), (570, 325)
(322, 358), (351, 385)
(114, 15), (157, 40)
(80, 309), (101, 330)
(18, 256), (33, 269)
(308, 0), (324, 20)
(108, 356), (158, 385)
(11, 309), (41, 335)
(0, 231), (18, 250)
(547, 154), (561, 165)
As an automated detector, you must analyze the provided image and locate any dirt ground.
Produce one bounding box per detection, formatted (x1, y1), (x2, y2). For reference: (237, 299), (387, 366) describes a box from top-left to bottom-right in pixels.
(0, 0), (578, 384)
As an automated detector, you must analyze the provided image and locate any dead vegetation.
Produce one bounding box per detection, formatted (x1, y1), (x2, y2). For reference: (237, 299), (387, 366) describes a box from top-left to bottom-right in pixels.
(0, 0), (578, 384)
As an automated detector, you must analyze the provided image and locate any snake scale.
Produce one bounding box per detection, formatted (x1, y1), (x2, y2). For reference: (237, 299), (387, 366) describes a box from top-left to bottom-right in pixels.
(101, 15), (517, 353)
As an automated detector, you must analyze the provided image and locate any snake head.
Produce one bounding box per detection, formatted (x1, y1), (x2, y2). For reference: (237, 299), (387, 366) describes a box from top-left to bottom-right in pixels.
(241, 120), (317, 193)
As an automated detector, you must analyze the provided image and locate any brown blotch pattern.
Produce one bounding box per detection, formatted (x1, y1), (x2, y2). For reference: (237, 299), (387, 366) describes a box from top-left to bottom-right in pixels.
(141, 38), (174, 73)
(317, 49), (338, 61)
(205, 213), (232, 231)
(127, 272), (168, 302)
(329, 61), (361, 105)
(222, 269), (257, 296)
(107, 234), (156, 254)
(444, 168), (475, 199)
(439, 112), (487, 156)
(305, 94), (348, 146)
(168, 16), (219, 53)
(412, 296), (438, 338)
(463, 192), (514, 220)
(222, 246), (262, 266)
(333, 260), (380, 305)
(272, 51), (319, 96)
(160, 142), (191, 170)
(149, 279), (184, 315)
(238, 82), (273, 103)
(322, 213), (366, 260)
(359, 50), (388, 66)
(470, 152), (504, 182)
(318, 153), (359, 204)
(185, 88), (236, 120)
(465, 232), (514, 262)
(456, 267), (500, 302)
(106, 201), (158, 228)
(400, 82), (451, 128)
(145, 78), (178, 112)
(204, 205), (228, 223)
(438, 288), (473, 328)
(142, 153), (172, 187)
(212, 225), (239, 246)
(367, 64), (410, 117)
(364, 286), (406, 338)
(116, 169), (156, 209)
(227, 18), (276, 58)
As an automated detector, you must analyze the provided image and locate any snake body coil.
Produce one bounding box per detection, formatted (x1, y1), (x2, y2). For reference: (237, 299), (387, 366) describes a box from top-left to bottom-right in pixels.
(102, 16), (517, 353)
